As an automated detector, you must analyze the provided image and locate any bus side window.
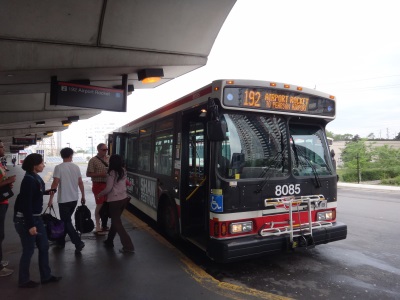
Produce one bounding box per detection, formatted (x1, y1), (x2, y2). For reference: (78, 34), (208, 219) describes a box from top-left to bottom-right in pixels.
(154, 131), (173, 175)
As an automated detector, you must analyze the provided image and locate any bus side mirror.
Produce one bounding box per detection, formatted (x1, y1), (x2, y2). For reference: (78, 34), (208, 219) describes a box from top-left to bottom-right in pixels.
(207, 120), (227, 141)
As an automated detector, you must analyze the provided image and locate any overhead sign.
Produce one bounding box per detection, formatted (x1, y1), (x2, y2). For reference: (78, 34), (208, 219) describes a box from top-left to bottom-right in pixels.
(50, 76), (127, 112)
(12, 136), (36, 145)
(10, 145), (25, 153)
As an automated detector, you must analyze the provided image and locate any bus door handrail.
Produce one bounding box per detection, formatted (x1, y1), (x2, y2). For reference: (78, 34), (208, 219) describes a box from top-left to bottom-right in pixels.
(186, 176), (207, 201)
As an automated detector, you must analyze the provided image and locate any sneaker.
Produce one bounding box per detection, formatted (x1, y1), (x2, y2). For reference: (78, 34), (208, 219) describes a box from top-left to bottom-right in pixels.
(119, 248), (135, 254)
(103, 240), (114, 248)
(41, 275), (62, 284)
(0, 267), (13, 277)
(75, 242), (85, 252)
(19, 280), (39, 288)
(1, 260), (8, 267)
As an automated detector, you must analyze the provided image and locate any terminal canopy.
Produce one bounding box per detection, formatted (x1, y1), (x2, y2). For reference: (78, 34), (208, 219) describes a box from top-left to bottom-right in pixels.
(0, 0), (236, 150)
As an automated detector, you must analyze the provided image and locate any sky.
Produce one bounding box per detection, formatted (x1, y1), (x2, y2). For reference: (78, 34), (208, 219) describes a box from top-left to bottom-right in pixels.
(62, 0), (400, 146)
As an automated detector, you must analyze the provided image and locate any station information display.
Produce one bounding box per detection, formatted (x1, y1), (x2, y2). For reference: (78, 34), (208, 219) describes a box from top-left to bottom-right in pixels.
(223, 87), (335, 117)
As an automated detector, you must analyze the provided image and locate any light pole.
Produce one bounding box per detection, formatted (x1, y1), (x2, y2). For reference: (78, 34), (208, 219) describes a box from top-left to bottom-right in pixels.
(88, 136), (94, 157)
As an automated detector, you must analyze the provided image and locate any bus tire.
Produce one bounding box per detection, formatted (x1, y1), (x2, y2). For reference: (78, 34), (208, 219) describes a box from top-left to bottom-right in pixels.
(158, 197), (179, 240)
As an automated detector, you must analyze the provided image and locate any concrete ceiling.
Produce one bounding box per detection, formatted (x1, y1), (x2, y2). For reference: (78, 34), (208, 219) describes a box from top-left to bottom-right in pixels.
(0, 0), (236, 151)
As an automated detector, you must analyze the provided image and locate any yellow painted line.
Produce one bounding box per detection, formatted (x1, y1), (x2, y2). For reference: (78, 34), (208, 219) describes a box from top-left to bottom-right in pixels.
(123, 211), (293, 300)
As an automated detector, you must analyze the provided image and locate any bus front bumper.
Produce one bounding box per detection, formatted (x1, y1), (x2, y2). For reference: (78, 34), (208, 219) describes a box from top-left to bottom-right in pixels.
(207, 222), (347, 263)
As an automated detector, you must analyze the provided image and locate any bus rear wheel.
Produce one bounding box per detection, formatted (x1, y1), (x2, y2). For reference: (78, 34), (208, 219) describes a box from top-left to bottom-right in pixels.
(159, 198), (179, 240)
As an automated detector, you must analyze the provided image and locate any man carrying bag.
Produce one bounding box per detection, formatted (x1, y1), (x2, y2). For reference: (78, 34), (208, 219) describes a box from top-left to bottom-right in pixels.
(48, 147), (85, 252)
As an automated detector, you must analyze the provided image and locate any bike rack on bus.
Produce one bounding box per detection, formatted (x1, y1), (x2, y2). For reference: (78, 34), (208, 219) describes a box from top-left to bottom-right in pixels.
(259, 194), (333, 246)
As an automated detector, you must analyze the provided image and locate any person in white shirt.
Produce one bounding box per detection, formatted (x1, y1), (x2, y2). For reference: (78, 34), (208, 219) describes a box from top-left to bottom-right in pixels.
(48, 148), (85, 252)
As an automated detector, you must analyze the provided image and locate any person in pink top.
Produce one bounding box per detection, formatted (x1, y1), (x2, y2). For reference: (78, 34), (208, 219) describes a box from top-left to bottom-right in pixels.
(97, 154), (134, 253)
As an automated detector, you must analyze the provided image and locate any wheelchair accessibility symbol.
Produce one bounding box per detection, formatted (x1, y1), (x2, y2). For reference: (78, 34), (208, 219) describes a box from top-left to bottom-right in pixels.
(210, 194), (223, 213)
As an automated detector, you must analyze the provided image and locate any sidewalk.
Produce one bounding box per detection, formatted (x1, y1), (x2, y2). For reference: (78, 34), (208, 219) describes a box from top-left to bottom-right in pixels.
(1, 165), (214, 299)
(338, 181), (400, 191)
(0, 163), (284, 300)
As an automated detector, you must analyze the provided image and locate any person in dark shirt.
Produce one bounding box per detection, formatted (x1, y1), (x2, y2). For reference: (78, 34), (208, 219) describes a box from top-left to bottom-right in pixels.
(14, 153), (61, 288)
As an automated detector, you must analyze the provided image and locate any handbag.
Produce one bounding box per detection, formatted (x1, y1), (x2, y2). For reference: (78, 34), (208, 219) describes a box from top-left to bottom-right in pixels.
(42, 206), (65, 241)
(0, 184), (14, 202)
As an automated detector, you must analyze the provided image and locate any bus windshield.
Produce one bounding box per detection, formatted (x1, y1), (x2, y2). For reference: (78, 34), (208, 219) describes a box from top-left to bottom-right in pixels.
(290, 124), (334, 176)
(216, 113), (334, 179)
(217, 113), (290, 179)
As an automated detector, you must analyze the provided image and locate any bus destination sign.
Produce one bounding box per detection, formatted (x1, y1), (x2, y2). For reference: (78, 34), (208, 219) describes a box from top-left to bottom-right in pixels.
(223, 87), (335, 117)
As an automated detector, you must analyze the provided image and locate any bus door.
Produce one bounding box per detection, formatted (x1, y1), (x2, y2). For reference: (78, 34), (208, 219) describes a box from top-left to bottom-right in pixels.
(109, 132), (131, 163)
(180, 111), (208, 237)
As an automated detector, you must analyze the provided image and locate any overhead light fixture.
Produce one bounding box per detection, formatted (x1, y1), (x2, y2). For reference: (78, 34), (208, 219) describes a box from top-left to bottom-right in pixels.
(68, 116), (79, 122)
(138, 68), (164, 84)
(36, 121), (46, 125)
(25, 134), (32, 137)
(44, 131), (53, 136)
(62, 120), (72, 126)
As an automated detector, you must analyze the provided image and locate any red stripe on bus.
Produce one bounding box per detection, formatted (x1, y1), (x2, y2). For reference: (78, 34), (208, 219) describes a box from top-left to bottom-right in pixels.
(127, 85), (213, 127)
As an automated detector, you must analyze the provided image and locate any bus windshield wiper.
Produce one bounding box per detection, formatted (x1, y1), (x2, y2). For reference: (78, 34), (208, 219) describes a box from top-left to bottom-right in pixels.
(294, 145), (322, 188)
(255, 142), (287, 194)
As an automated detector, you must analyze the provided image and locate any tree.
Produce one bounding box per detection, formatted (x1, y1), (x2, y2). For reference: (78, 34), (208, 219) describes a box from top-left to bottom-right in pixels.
(395, 132), (400, 141)
(332, 133), (353, 141)
(371, 145), (400, 169)
(326, 130), (334, 139)
(352, 134), (361, 142)
(367, 133), (375, 140)
(341, 139), (373, 171)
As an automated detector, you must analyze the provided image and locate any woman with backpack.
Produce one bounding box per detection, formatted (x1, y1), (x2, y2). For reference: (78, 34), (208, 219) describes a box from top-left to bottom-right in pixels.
(97, 154), (134, 253)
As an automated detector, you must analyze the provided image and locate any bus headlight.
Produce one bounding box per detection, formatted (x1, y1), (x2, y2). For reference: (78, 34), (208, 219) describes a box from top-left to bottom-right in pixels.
(317, 211), (333, 221)
(229, 221), (253, 234)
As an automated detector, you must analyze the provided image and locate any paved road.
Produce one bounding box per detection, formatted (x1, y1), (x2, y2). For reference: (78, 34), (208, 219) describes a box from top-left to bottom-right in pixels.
(191, 186), (400, 299)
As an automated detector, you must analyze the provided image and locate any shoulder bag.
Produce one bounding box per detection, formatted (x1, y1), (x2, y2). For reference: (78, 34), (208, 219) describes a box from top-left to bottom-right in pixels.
(0, 184), (14, 202)
(42, 206), (65, 241)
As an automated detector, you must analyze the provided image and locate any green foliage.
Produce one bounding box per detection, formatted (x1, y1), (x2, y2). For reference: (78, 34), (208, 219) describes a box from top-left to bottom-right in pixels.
(326, 130), (334, 139)
(341, 139), (373, 170)
(381, 176), (400, 186)
(370, 145), (400, 169)
(339, 140), (400, 184)
(340, 167), (400, 182)
(332, 133), (353, 141)
(395, 132), (400, 141)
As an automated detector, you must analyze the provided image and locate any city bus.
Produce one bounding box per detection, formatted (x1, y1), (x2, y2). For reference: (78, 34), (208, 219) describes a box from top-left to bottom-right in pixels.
(107, 79), (347, 263)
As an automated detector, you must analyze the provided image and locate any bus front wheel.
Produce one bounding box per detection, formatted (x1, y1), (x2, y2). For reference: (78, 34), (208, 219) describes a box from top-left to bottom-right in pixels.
(159, 198), (179, 240)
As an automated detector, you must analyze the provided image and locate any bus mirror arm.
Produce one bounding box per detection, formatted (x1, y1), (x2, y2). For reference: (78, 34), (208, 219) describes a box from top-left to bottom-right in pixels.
(207, 97), (227, 141)
(207, 120), (227, 141)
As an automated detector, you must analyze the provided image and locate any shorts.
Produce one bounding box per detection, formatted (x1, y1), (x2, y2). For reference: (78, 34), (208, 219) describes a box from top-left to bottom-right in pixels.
(92, 182), (107, 204)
